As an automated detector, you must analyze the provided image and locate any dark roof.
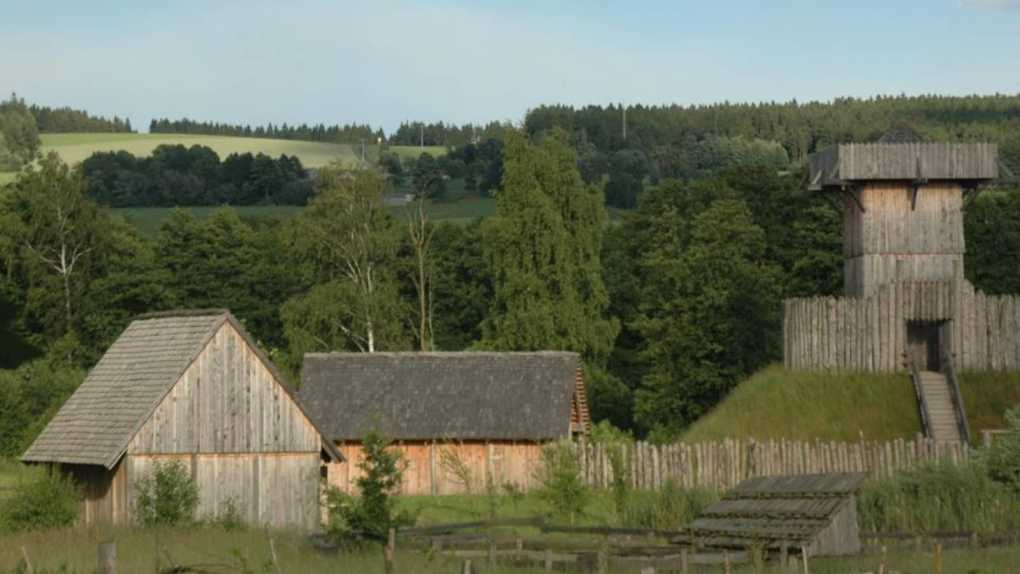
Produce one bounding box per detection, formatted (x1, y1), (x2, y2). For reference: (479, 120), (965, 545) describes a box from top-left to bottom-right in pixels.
(808, 142), (998, 190)
(23, 311), (340, 468)
(689, 472), (868, 549)
(299, 352), (582, 441)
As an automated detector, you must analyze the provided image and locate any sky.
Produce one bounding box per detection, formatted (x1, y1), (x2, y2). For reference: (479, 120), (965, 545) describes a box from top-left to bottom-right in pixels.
(2, 0), (1019, 134)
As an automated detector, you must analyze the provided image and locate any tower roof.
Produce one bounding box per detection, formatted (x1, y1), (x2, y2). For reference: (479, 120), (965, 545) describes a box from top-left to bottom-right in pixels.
(808, 142), (998, 190)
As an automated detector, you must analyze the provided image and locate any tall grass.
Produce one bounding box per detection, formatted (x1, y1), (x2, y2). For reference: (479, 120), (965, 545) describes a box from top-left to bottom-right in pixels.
(620, 481), (718, 530)
(858, 461), (1020, 533)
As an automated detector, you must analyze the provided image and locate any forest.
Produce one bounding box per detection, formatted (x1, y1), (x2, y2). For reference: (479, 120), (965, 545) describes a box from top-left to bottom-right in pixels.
(81, 145), (313, 207)
(2, 93), (1020, 453)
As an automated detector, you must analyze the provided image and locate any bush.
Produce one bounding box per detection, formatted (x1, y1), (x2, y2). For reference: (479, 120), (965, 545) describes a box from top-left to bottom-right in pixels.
(134, 460), (199, 527)
(324, 431), (410, 546)
(0, 465), (80, 532)
(858, 461), (1020, 533)
(535, 440), (589, 522)
(983, 405), (1020, 492)
(621, 481), (717, 530)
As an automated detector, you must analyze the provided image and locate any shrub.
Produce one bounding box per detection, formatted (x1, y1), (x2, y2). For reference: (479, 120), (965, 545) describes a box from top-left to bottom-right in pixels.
(0, 465), (80, 532)
(535, 440), (589, 522)
(983, 405), (1020, 492)
(621, 481), (717, 530)
(858, 461), (1020, 533)
(324, 431), (410, 546)
(134, 460), (199, 527)
(209, 496), (244, 531)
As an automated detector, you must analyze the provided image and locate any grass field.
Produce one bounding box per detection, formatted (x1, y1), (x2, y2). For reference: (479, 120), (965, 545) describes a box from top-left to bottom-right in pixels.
(0, 172), (14, 186)
(112, 197), (496, 237)
(39, 133), (363, 168)
(682, 365), (1020, 443)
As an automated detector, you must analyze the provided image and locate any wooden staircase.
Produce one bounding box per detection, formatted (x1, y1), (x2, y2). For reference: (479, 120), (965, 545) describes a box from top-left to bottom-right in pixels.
(918, 371), (962, 443)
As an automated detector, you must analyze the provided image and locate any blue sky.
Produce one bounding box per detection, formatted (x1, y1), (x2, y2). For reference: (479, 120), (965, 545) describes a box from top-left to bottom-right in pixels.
(1, 0), (1019, 134)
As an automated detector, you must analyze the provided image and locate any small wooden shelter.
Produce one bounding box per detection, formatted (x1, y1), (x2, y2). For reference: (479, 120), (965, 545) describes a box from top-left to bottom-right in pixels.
(689, 472), (868, 557)
(298, 351), (590, 495)
(22, 310), (341, 529)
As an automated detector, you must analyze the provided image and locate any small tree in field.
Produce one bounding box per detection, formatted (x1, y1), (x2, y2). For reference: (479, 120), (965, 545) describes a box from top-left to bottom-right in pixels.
(325, 431), (408, 545)
(535, 440), (589, 523)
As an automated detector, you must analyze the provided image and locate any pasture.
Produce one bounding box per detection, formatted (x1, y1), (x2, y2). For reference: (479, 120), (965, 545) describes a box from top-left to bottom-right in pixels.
(39, 133), (363, 168)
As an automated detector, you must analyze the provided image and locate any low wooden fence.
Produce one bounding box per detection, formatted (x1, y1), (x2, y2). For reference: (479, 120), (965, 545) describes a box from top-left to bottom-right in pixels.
(576, 436), (970, 491)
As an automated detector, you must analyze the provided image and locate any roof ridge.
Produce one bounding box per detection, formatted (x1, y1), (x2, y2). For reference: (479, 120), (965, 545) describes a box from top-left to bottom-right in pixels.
(134, 308), (231, 320)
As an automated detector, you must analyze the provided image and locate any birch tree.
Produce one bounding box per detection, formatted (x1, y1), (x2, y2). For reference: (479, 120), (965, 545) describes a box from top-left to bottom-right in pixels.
(1, 153), (100, 336)
(282, 167), (407, 359)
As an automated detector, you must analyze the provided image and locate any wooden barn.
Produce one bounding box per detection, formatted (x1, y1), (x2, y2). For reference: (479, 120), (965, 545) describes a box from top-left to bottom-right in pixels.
(688, 472), (868, 558)
(298, 352), (590, 495)
(22, 310), (341, 529)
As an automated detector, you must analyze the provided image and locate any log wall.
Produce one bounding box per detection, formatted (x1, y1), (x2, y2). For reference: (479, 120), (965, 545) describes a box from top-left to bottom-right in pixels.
(784, 281), (1020, 371)
(327, 441), (544, 496)
(575, 437), (969, 492)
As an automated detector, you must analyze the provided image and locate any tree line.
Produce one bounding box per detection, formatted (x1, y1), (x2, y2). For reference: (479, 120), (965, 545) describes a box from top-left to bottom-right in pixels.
(387, 121), (513, 147)
(3, 129), (1019, 455)
(81, 145), (313, 207)
(29, 103), (133, 133)
(149, 118), (384, 145)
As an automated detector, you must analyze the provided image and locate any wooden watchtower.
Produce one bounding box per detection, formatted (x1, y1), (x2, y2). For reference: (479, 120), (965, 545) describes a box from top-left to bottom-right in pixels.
(785, 142), (1018, 442)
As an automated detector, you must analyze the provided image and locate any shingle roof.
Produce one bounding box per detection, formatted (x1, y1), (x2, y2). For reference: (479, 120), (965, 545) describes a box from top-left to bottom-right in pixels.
(299, 352), (583, 441)
(22, 310), (340, 468)
(689, 472), (868, 549)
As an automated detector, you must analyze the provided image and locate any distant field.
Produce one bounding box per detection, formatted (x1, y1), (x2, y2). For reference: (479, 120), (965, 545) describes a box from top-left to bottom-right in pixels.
(39, 133), (363, 168)
(387, 145), (447, 161)
(113, 198), (495, 237)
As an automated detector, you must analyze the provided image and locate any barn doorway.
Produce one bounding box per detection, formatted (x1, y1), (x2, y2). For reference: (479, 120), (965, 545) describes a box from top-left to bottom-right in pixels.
(906, 320), (945, 372)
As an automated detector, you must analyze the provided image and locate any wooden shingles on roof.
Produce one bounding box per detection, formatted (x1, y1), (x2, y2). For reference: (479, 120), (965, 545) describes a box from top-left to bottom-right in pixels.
(22, 310), (340, 468)
(688, 472), (868, 556)
(299, 351), (587, 442)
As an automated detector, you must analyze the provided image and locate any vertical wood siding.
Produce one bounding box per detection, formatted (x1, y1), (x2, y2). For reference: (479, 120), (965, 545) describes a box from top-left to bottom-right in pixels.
(784, 281), (1020, 371)
(126, 453), (320, 530)
(327, 441), (544, 495)
(843, 183), (964, 298)
(129, 322), (319, 455)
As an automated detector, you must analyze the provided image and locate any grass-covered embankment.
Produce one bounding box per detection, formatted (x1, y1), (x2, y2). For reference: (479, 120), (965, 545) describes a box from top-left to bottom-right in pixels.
(682, 365), (1020, 443)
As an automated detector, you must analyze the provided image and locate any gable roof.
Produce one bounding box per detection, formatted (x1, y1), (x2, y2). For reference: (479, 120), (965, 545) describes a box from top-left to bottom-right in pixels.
(689, 472), (868, 549)
(22, 310), (341, 468)
(299, 351), (585, 441)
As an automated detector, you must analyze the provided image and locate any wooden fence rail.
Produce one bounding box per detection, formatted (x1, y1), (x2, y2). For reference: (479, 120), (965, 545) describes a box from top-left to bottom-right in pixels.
(576, 436), (969, 491)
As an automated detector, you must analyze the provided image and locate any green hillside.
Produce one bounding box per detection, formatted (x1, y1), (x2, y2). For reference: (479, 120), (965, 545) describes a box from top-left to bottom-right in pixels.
(0, 172), (14, 186)
(39, 133), (363, 168)
(682, 365), (1020, 443)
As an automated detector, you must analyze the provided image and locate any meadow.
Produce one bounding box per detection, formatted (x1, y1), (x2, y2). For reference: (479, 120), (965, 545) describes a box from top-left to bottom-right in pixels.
(33, 133), (446, 170)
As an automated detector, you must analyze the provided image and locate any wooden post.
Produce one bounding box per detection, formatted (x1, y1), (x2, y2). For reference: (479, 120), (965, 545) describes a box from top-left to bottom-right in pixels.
(723, 550), (732, 574)
(487, 536), (496, 565)
(98, 541), (116, 574)
(597, 543), (609, 574)
(385, 528), (396, 574)
(460, 559), (473, 574)
(680, 547), (689, 574)
(800, 546), (810, 574)
(544, 548), (553, 572)
(641, 568), (657, 574)
(879, 545), (887, 574)
(268, 537), (282, 574)
(933, 543), (943, 574)
(20, 547), (34, 574)
(779, 543), (788, 568)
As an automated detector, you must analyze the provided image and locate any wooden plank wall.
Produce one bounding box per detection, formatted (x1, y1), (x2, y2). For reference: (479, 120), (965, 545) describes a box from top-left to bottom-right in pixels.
(575, 437), (969, 492)
(327, 441), (543, 495)
(63, 461), (128, 526)
(129, 322), (320, 455)
(127, 453), (320, 530)
(843, 184), (964, 298)
(784, 281), (1020, 371)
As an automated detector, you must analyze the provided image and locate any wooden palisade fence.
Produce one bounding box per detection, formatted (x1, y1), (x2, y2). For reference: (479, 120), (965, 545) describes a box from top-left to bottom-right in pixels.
(784, 281), (1020, 372)
(575, 436), (969, 491)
